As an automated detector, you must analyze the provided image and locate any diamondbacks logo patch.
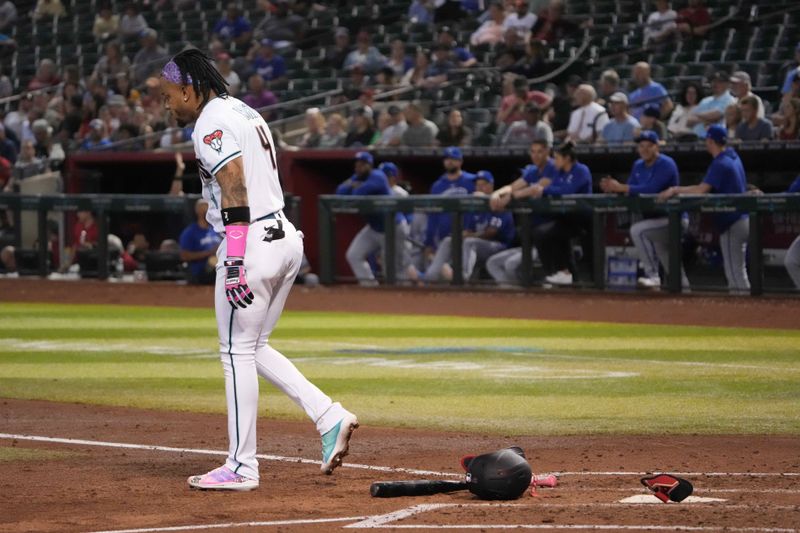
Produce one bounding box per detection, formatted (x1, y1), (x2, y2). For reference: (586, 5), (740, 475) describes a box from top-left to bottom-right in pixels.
(203, 129), (223, 154)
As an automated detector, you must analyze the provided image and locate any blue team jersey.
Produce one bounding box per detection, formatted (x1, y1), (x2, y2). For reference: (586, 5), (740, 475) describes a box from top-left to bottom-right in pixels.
(179, 223), (222, 278)
(788, 175), (800, 193)
(543, 162), (593, 196)
(336, 169), (399, 232)
(213, 16), (251, 39)
(627, 154), (679, 195)
(425, 171), (476, 247)
(702, 147), (748, 232)
(252, 55), (286, 81)
(466, 211), (516, 246)
(628, 81), (669, 120)
(522, 158), (558, 184)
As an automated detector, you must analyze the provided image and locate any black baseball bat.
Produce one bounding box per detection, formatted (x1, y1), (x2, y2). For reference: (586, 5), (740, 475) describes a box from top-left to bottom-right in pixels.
(370, 480), (468, 498)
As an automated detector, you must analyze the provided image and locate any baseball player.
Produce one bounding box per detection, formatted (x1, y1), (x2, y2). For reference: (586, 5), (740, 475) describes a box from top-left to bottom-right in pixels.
(416, 147), (476, 281)
(659, 125), (749, 293)
(379, 162), (409, 197)
(784, 175), (800, 289)
(159, 49), (357, 491)
(424, 171), (515, 282)
(487, 140), (556, 285)
(600, 130), (689, 289)
(336, 153), (410, 286)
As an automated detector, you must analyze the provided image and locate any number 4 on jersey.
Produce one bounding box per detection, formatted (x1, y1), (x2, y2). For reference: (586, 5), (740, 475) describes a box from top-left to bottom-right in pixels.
(256, 125), (277, 170)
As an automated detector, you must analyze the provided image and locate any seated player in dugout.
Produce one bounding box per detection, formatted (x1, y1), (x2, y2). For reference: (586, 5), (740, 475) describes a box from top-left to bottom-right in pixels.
(658, 125), (750, 293)
(335, 152), (411, 286)
(423, 170), (515, 283)
(527, 140), (593, 287)
(487, 139), (557, 285)
(408, 147), (476, 281)
(600, 130), (690, 290)
(179, 198), (222, 285)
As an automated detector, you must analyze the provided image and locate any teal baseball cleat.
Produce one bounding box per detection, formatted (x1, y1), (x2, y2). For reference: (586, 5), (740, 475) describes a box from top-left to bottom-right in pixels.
(320, 413), (359, 475)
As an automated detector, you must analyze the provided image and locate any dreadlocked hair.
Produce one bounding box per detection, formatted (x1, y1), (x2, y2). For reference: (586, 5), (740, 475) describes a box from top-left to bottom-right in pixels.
(171, 48), (229, 108)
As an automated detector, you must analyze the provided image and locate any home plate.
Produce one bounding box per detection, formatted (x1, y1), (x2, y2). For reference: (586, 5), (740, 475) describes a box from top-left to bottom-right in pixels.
(619, 495), (728, 504)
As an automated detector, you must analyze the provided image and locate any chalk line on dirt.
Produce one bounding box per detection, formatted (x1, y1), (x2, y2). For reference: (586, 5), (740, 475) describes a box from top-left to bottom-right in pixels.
(88, 516), (367, 533)
(3, 433), (800, 480)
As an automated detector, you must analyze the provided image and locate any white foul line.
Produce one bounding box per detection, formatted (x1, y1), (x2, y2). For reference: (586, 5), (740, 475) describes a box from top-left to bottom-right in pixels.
(0, 433), (462, 478)
(365, 527), (797, 531)
(2, 433), (799, 480)
(345, 503), (798, 531)
(88, 516), (366, 533)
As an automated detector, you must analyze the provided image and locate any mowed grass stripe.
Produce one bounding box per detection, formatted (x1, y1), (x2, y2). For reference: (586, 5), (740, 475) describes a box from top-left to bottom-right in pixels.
(0, 302), (798, 435)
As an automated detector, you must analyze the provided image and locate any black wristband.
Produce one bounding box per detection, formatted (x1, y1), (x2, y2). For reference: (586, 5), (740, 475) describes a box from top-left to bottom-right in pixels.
(222, 206), (251, 224)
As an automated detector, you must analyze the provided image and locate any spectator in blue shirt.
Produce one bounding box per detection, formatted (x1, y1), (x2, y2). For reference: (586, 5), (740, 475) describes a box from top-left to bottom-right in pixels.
(179, 199), (222, 285)
(601, 130), (688, 289)
(687, 71), (735, 138)
(212, 3), (252, 49)
(80, 119), (112, 151)
(601, 92), (641, 144)
(628, 62), (673, 120)
(780, 43), (800, 96)
(408, 0), (434, 24)
(437, 27), (477, 67)
(336, 152), (411, 286)
(487, 139), (556, 285)
(426, 44), (455, 79)
(659, 125), (750, 293)
(249, 39), (287, 84)
(518, 141), (593, 286)
(343, 31), (386, 75)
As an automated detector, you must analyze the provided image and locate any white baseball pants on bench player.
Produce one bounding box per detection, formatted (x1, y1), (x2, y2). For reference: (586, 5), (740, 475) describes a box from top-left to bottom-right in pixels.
(629, 217), (690, 288)
(215, 215), (348, 481)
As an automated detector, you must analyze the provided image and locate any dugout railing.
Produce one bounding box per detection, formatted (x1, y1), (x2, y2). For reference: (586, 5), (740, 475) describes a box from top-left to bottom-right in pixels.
(0, 193), (301, 280)
(317, 193), (800, 296)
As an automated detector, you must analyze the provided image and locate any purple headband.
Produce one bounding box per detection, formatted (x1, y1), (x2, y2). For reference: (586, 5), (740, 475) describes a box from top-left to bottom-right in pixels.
(161, 60), (192, 85)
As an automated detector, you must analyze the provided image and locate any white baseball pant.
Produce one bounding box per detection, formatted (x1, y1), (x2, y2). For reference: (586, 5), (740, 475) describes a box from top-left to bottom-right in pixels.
(719, 217), (750, 293)
(785, 235), (800, 289)
(215, 214), (349, 481)
(486, 247), (538, 285)
(629, 217), (690, 288)
(345, 221), (411, 285)
(423, 236), (506, 281)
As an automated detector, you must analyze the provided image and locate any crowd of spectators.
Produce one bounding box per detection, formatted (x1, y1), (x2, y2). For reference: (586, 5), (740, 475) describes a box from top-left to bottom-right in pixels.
(0, 0), (797, 189)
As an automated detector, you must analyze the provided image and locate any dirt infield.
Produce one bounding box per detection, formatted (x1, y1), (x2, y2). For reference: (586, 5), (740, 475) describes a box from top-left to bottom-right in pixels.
(2, 279), (799, 531)
(2, 278), (800, 329)
(2, 399), (799, 533)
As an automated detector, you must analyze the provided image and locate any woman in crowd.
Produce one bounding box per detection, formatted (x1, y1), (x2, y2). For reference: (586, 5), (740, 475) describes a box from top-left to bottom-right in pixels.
(436, 109), (472, 146)
(667, 82), (702, 140)
(319, 113), (348, 148)
(777, 98), (800, 140)
(299, 108), (326, 148)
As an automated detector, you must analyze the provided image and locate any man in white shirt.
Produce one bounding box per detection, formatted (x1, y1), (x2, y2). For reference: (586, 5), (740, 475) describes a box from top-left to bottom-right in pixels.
(730, 71), (764, 119)
(470, 1), (507, 46)
(503, 0), (538, 40)
(567, 84), (609, 143)
(644, 0), (677, 45)
(376, 106), (408, 147)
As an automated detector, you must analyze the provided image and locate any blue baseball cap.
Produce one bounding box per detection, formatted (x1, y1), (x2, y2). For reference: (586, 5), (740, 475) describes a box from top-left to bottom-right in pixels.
(354, 151), (374, 165)
(705, 125), (728, 144)
(475, 170), (494, 183)
(378, 162), (398, 177)
(635, 130), (659, 144)
(442, 146), (463, 160)
(260, 38), (274, 47)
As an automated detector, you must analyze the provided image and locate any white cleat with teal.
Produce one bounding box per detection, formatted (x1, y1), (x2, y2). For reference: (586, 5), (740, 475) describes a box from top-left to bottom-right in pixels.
(320, 413), (359, 475)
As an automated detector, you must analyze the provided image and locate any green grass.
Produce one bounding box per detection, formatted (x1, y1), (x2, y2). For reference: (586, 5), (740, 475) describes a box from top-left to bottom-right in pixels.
(0, 446), (83, 462)
(1, 302), (799, 435)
